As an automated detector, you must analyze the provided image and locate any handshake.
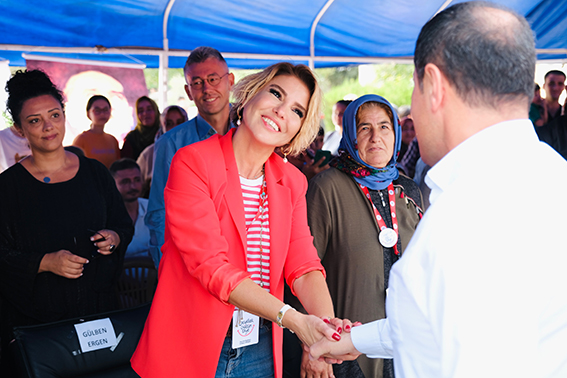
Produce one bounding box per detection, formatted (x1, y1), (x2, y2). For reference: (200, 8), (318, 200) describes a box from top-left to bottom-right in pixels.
(296, 315), (363, 363)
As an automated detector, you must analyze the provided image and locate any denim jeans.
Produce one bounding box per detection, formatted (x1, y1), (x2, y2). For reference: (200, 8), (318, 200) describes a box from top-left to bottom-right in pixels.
(215, 321), (274, 378)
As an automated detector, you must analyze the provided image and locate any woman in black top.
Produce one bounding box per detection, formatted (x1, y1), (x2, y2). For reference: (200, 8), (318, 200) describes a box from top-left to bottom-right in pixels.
(0, 70), (133, 374)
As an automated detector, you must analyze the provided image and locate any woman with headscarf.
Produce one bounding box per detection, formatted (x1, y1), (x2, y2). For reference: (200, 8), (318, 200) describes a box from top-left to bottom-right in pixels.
(305, 94), (423, 378)
(121, 96), (160, 160)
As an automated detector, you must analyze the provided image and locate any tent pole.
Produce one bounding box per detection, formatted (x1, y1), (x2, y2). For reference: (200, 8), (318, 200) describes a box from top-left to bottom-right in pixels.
(158, 51), (168, 110)
(310, 0), (335, 71)
(158, 0), (177, 110)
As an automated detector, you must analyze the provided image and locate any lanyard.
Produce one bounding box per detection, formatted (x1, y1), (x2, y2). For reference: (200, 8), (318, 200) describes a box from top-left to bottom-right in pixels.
(359, 182), (400, 256)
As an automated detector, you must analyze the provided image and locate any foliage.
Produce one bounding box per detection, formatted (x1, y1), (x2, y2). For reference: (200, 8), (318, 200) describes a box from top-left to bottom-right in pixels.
(143, 63), (415, 132)
(315, 64), (414, 131)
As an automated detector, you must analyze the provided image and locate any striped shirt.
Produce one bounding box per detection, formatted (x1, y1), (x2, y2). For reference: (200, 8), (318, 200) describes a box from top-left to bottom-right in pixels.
(240, 175), (271, 291)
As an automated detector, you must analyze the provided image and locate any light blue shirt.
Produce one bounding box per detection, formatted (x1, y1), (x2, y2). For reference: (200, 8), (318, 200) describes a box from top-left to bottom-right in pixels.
(125, 198), (151, 258)
(145, 114), (217, 267)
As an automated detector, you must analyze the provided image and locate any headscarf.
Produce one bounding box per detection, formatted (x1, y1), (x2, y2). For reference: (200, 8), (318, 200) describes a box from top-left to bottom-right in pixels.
(330, 94), (401, 190)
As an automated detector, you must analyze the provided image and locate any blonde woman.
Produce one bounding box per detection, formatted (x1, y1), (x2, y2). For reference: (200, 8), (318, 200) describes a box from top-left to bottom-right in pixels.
(132, 63), (341, 378)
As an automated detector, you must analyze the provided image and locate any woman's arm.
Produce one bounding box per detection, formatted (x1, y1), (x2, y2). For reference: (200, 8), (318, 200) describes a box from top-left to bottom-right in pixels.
(228, 278), (338, 347)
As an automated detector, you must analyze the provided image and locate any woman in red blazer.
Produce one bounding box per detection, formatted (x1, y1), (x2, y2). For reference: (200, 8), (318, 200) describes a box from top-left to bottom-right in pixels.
(132, 63), (341, 378)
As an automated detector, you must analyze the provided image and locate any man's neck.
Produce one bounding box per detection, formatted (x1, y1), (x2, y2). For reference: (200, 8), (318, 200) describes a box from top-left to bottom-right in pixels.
(200, 109), (230, 136)
(124, 199), (139, 224)
(545, 98), (561, 114)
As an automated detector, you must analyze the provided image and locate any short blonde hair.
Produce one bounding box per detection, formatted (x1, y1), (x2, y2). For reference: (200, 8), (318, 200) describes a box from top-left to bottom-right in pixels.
(230, 62), (322, 156)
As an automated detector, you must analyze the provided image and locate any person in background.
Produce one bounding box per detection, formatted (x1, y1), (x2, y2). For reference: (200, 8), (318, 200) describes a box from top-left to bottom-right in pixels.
(0, 69), (133, 375)
(299, 95), (422, 378)
(398, 116), (415, 162)
(310, 3), (567, 377)
(136, 105), (188, 198)
(323, 99), (352, 155)
(132, 62), (342, 378)
(145, 46), (235, 268)
(285, 124), (330, 181)
(542, 70), (565, 125)
(72, 95), (121, 168)
(121, 96), (160, 160)
(529, 83), (547, 127)
(110, 158), (151, 259)
(0, 125), (31, 173)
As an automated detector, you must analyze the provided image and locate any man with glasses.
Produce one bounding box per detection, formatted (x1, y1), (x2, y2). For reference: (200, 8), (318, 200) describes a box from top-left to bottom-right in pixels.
(145, 46), (235, 267)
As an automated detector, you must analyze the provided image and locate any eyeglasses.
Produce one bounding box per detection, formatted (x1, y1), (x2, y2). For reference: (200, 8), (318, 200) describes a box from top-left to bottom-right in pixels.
(92, 107), (110, 115)
(189, 72), (229, 90)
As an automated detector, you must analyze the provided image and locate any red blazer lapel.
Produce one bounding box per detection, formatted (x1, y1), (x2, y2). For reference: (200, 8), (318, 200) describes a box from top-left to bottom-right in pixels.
(219, 130), (247, 254)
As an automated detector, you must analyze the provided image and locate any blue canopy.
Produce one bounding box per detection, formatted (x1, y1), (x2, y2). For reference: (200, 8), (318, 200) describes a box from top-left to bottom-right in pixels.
(1, 0), (566, 69)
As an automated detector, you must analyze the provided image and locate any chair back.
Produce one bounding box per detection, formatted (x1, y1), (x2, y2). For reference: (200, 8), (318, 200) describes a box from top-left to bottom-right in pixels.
(116, 256), (157, 309)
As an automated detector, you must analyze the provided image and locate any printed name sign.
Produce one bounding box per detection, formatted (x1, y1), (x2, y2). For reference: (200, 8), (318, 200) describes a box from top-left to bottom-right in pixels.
(74, 318), (117, 353)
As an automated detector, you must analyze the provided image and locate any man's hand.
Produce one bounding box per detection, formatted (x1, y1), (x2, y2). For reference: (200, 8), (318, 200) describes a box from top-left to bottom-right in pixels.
(309, 331), (361, 364)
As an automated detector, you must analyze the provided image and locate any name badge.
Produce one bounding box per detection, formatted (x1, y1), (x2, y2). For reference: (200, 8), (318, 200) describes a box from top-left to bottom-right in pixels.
(74, 318), (117, 353)
(232, 308), (259, 349)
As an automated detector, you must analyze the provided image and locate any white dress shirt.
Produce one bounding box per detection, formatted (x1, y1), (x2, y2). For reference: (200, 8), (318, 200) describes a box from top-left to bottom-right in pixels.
(352, 119), (567, 378)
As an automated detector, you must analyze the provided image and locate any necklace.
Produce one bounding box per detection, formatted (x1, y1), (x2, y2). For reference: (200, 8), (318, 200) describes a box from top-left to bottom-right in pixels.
(240, 165), (265, 180)
(31, 157), (66, 183)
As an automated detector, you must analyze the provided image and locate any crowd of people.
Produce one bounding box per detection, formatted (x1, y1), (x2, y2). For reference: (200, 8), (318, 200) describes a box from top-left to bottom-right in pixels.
(0, 2), (566, 378)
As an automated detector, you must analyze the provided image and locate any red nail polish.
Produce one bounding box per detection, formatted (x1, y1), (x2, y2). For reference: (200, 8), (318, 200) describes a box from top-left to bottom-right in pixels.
(332, 333), (341, 341)
(337, 327), (342, 334)
(323, 318), (330, 324)
(345, 324), (351, 331)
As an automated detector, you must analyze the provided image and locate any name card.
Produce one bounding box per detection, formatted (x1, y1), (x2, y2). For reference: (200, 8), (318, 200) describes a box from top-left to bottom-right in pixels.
(74, 318), (117, 353)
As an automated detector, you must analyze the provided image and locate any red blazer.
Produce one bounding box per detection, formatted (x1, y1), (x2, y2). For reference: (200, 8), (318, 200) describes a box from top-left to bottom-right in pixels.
(131, 129), (324, 378)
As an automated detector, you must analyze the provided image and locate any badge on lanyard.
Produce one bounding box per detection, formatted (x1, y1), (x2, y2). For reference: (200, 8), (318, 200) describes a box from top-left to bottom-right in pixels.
(231, 308), (260, 349)
(359, 183), (400, 255)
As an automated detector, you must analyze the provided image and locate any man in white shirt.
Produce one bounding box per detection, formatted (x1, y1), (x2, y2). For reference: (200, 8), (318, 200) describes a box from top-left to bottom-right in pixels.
(310, 2), (567, 377)
(110, 158), (151, 259)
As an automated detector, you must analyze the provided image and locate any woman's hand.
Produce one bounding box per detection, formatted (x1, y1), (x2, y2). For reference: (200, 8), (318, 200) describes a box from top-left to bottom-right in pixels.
(38, 250), (89, 279)
(302, 157), (330, 181)
(90, 229), (120, 255)
(286, 312), (341, 348)
(301, 345), (335, 378)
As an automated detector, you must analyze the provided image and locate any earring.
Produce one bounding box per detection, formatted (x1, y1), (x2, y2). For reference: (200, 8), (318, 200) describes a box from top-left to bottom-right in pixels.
(283, 153), (288, 163)
(236, 118), (241, 126)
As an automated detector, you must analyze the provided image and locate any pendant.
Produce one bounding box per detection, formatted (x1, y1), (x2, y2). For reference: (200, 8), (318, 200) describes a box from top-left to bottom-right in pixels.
(43, 176), (51, 183)
(379, 227), (398, 248)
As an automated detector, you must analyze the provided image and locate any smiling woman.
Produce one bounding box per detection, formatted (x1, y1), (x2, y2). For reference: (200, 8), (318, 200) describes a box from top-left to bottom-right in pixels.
(131, 63), (343, 378)
(0, 70), (133, 375)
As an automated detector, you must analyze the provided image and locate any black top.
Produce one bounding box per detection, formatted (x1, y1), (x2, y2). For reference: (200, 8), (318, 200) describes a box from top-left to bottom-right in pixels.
(0, 155), (133, 346)
(536, 115), (567, 160)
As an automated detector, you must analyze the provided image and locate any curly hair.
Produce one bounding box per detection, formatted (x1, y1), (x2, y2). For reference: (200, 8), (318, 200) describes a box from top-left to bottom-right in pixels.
(230, 62), (322, 156)
(6, 69), (65, 126)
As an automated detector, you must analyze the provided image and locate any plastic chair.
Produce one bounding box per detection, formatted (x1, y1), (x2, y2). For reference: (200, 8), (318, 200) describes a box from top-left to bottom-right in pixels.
(116, 256), (157, 309)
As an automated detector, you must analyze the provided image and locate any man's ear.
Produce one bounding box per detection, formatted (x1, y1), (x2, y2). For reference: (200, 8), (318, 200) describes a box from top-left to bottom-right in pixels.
(228, 72), (235, 88)
(423, 63), (445, 114)
(184, 84), (193, 101)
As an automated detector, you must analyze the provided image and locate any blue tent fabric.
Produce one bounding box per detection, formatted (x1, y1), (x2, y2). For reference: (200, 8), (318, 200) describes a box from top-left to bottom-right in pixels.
(1, 0), (566, 68)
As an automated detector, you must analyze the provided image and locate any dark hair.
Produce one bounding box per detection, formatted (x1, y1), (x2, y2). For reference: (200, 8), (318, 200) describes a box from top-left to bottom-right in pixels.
(86, 95), (111, 113)
(317, 124), (325, 137)
(534, 83), (540, 91)
(135, 96), (160, 129)
(5, 69), (65, 126)
(414, 1), (535, 108)
(109, 158), (140, 177)
(183, 46), (227, 78)
(544, 70), (566, 81)
(336, 100), (353, 108)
